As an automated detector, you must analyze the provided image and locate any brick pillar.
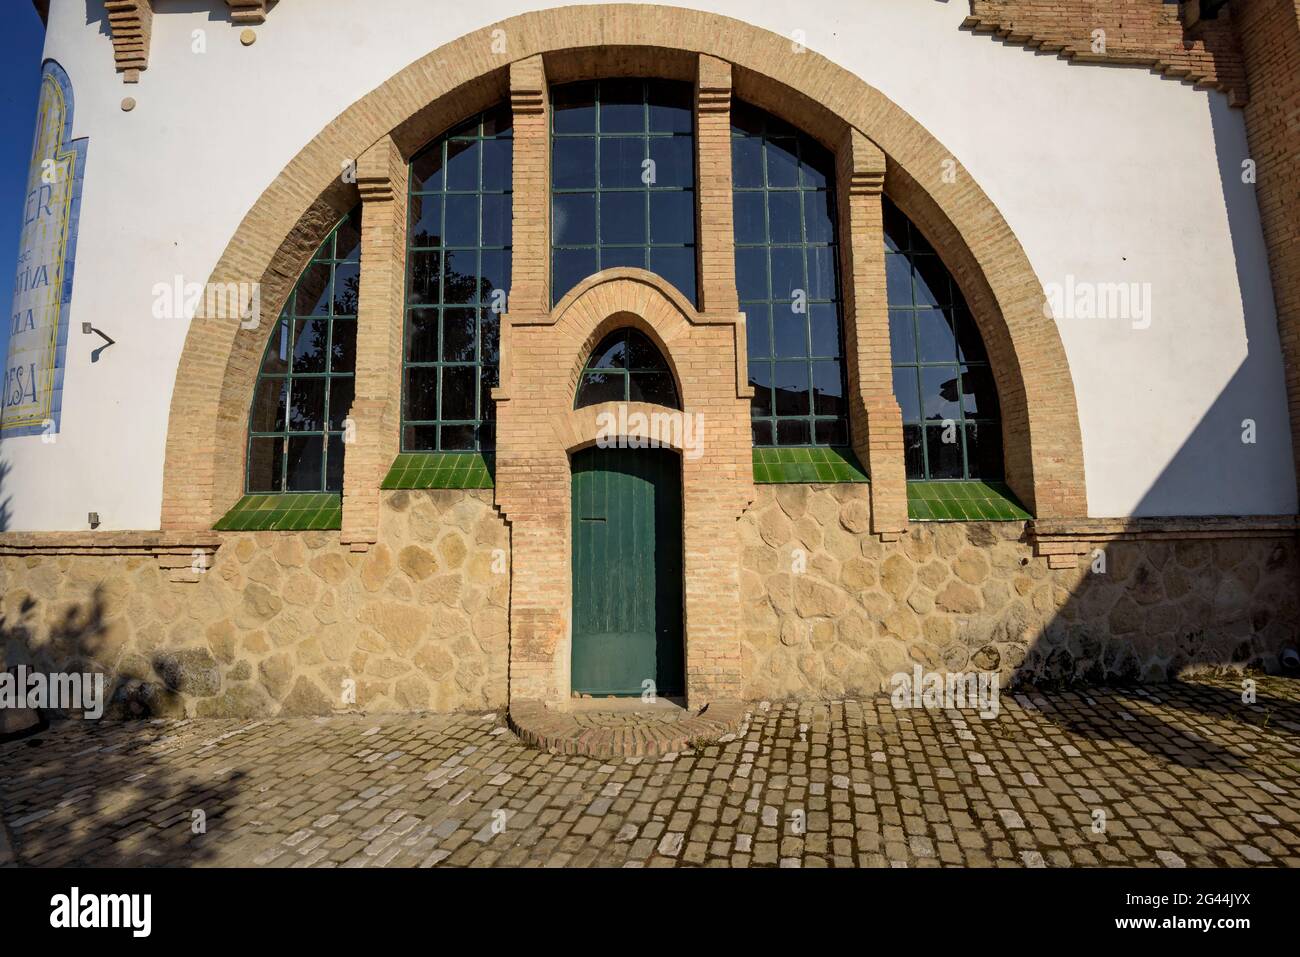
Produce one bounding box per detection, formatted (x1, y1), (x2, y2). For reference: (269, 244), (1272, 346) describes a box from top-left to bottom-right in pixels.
(341, 135), (407, 551)
(837, 129), (907, 539)
(506, 56), (550, 316)
(1235, 0), (1300, 502)
(496, 54), (569, 704)
(695, 55), (739, 315)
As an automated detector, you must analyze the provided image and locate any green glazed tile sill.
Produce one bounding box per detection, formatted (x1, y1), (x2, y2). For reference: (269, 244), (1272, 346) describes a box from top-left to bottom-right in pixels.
(753, 446), (868, 484)
(382, 451), (495, 490)
(214, 493), (342, 531)
(907, 480), (1029, 522)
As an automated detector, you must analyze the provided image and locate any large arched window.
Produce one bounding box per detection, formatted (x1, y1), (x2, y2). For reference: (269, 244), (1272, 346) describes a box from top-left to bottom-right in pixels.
(551, 79), (697, 306)
(731, 103), (846, 447)
(574, 328), (680, 409)
(246, 207), (361, 493)
(886, 198), (1002, 480)
(402, 105), (513, 452)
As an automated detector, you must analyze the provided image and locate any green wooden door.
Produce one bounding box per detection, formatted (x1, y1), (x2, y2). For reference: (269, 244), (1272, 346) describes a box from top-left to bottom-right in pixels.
(571, 446), (683, 697)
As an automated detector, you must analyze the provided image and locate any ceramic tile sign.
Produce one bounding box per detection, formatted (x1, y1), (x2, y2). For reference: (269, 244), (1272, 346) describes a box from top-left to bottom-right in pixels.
(2, 60), (87, 438)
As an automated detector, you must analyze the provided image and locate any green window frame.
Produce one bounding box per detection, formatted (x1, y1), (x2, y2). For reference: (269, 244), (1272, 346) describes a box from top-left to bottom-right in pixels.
(550, 78), (697, 307)
(402, 104), (513, 453)
(246, 207), (361, 493)
(574, 328), (680, 409)
(885, 197), (1003, 480)
(731, 102), (848, 448)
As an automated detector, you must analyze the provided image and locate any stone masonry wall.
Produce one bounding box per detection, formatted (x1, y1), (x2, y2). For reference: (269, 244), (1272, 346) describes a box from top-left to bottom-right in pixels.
(739, 485), (1300, 700)
(0, 491), (509, 718)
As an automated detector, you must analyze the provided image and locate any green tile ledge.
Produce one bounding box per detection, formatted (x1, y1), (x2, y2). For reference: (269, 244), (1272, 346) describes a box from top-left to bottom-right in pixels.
(382, 452), (495, 490)
(753, 447), (868, 484)
(214, 493), (342, 531)
(907, 481), (1029, 522)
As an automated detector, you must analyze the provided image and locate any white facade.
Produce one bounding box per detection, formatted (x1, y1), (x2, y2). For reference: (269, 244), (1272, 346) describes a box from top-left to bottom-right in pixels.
(2, 0), (1293, 530)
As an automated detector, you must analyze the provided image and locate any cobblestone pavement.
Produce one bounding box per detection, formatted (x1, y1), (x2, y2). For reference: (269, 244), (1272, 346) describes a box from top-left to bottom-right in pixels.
(2, 676), (1298, 868)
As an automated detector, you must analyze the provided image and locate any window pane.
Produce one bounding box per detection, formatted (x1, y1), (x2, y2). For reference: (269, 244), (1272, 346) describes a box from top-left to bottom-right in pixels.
(335, 209), (362, 261)
(814, 418), (847, 446)
(286, 435), (324, 491)
(811, 360), (844, 416)
(960, 365), (999, 418)
(445, 139), (480, 190)
(736, 247), (768, 302)
(749, 361), (773, 416)
(599, 78), (645, 133)
(776, 418), (810, 445)
(602, 245), (645, 270)
(325, 434), (345, 492)
(648, 84), (692, 133)
(649, 190), (694, 245)
(599, 136), (646, 188)
(405, 366), (438, 420)
(769, 247), (803, 301)
(629, 371), (677, 406)
(772, 304), (808, 357)
(247, 436), (284, 492)
(732, 136), (764, 188)
(601, 191), (647, 244)
(479, 249), (510, 304)
(965, 422), (1003, 479)
(553, 248), (598, 300)
(411, 144), (445, 191)
(576, 370), (626, 406)
(407, 250), (441, 304)
(903, 425), (924, 479)
(294, 309), (330, 364)
(261, 319), (289, 374)
(912, 255), (951, 308)
(288, 379), (326, 432)
(554, 193), (597, 244)
(442, 250), (479, 304)
(734, 192), (765, 244)
(809, 303), (840, 358)
(444, 194), (479, 247)
(330, 320), (356, 373)
(554, 137), (597, 188)
(921, 366), (961, 421)
(481, 138), (512, 191)
(767, 191), (801, 244)
(773, 361), (810, 415)
(294, 263), (331, 316)
(332, 262), (359, 315)
(766, 139), (799, 187)
(916, 309), (958, 362)
(251, 378), (286, 433)
(440, 424), (476, 451)
(751, 419), (773, 445)
(553, 82), (596, 133)
(440, 365), (477, 420)
(893, 367), (921, 423)
(746, 304), (771, 360)
(403, 424), (437, 451)
(803, 191), (835, 243)
(328, 377), (353, 431)
(624, 330), (666, 369)
(807, 246), (837, 300)
(442, 308), (476, 362)
(889, 309), (916, 364)
(649, 246), (695, 301)
(925, 424), (963, 479)
(406, 310), (438, 363)
(648, 136), (692, 187)
(885, 253), (912, 306)
(482, 193), (511, 247)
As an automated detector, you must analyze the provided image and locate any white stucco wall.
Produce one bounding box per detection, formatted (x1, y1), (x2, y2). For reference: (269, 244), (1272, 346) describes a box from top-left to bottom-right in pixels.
(1, 0), (1293, 530)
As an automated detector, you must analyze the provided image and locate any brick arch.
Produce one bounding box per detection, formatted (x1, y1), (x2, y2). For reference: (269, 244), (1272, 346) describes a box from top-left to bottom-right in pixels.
(161, 2), (1085, 530)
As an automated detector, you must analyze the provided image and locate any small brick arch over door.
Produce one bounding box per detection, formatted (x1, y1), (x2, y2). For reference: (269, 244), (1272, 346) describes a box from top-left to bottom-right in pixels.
(160, 3), (1086, 530)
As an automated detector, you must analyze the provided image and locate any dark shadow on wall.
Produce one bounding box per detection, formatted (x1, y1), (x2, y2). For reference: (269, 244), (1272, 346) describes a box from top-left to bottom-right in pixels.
(995, 92), (1300, 762)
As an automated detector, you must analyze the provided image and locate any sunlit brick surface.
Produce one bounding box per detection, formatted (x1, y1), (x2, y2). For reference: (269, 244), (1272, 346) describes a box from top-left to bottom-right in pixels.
(3, 676), (1297, 867)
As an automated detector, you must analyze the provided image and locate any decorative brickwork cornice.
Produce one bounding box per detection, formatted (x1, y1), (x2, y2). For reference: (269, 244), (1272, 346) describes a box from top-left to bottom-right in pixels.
(104, 0), (152, 84)
(962, 0), (1248, 104)
(1030, 514), (1300, 567)
(225, 0), (268, 25)
(0, 531), (220, 583)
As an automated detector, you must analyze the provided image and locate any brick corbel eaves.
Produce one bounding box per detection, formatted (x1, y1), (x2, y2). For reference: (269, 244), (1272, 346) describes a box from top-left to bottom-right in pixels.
(104, 0), (152, 84)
